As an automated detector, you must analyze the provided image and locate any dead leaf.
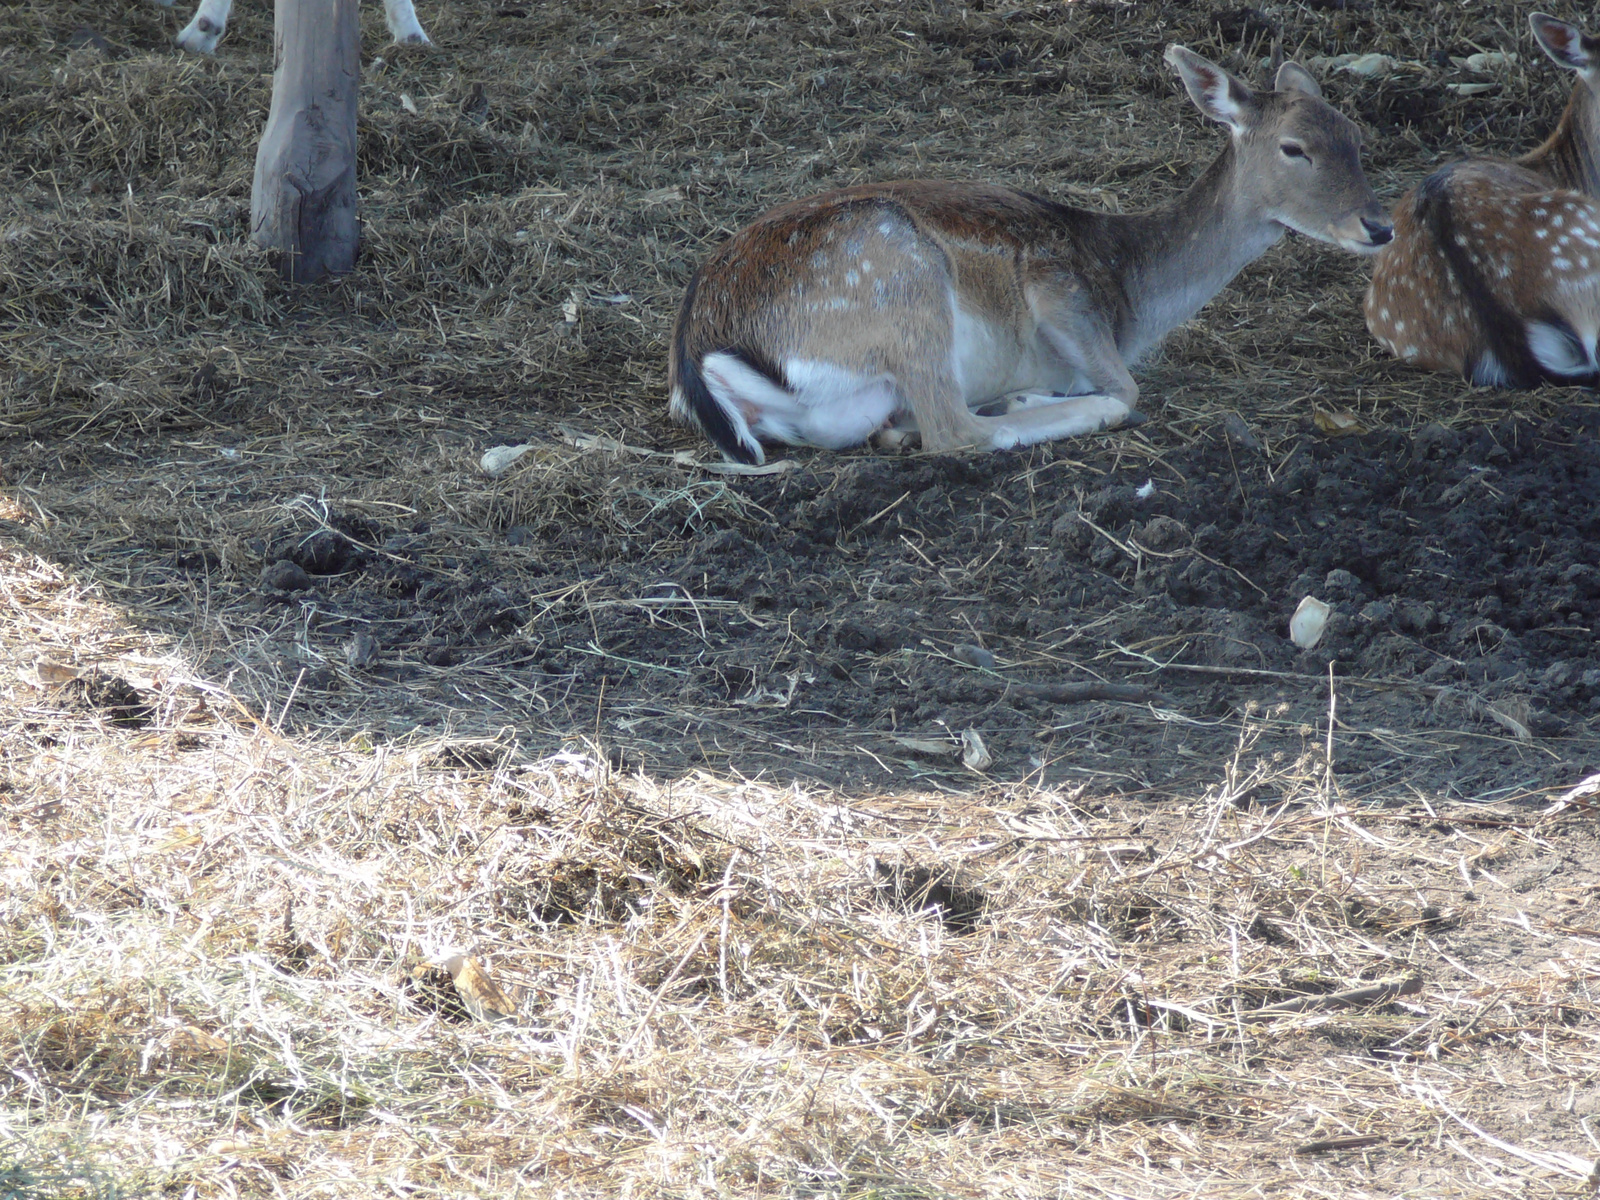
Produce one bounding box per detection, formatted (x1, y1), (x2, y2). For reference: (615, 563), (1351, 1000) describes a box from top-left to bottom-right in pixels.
(891, 735), (960, 758)
(164, 1025), (230, 1055)
(1459, 51), (1517, 73)
(1313, 409), (1369, 437)
(25, 660), (86, 686)
(961, 729), (992, 772)
(1479, 700), (1533, 742)
(436, 953), (518, 1021)
(733, 672), (806, 708)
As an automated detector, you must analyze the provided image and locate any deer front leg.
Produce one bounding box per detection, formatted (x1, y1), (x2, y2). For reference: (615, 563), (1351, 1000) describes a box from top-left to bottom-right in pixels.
(970, 314), (1142, 449)
(383, 0), (431, 45)
(174, 0), (232, 53)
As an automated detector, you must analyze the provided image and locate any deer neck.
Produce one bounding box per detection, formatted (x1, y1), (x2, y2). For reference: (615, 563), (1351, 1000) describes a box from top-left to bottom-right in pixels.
(1109, 144), (1284, 360)
(1519, 79), (1600, 197)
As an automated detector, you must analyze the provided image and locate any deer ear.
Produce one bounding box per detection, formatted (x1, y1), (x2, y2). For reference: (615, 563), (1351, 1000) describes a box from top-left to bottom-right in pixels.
(1166, 45), (1259, 132)
(1274, 61), (1323, 98)
(1530, 13), (1592, 72)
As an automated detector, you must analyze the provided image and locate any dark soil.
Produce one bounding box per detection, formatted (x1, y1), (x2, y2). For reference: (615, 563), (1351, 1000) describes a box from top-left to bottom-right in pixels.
(229, 405), (1599, 803)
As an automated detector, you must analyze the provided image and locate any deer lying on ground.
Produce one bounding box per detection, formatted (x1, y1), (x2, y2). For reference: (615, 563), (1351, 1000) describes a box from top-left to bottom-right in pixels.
(156, 0), (428, 55)
(1366, 14), (1600, 387)
(669, 45), (1391, 465)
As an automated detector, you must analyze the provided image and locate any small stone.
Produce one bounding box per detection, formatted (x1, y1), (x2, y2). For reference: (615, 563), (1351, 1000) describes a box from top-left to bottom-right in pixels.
(1359, 600), (1393, 625)
(1542, 661), (1575, 688)
(1322, 569), (1365, 600)
(1137, 515), (1189, 552)
(950, 643), (996, 670)
(1397, 601), (1439, 634)
(1223, 412), (1261, 451)
(344, 633), (378, 668)
(260, 559), (313, 592)
(67, 25), (115, 53)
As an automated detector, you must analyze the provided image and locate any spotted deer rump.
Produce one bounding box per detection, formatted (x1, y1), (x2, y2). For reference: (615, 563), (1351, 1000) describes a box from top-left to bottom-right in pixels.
(1368, 162), (1600, 386)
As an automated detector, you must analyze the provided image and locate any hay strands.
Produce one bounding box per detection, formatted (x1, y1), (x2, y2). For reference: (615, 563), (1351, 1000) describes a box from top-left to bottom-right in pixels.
(558, 426), (798, 475)
(1236, 974), (1423, 1022)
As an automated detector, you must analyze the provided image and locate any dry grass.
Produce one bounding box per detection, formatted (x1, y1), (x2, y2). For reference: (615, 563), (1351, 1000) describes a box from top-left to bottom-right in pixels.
(6, 0), (1600, 1194)
(7, 546), (1600, 1197)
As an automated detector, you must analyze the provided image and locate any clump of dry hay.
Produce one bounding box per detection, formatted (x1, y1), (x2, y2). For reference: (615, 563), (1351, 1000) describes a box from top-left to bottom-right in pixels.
(6, 538), (1600, 1197)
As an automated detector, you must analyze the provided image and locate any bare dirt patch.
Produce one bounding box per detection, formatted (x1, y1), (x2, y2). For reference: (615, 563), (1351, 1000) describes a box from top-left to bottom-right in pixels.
(4, 0), (1600, 1195)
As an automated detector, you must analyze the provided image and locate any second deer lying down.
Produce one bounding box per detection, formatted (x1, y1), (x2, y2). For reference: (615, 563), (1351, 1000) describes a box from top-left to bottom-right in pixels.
(669, 45), (1391, 464)
(1365, 14), (1600, 387)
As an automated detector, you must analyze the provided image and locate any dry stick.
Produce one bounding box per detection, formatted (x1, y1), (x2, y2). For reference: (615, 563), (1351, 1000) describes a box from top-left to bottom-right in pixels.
(1239, 975), (1422, 1022)
(558, 426), (797, 476)
(1294, 1135), (1387, 1156)
(1324, 661), (1336, 795)
(991, 679), (1174, 706)
(1110, 641), (1535, 714)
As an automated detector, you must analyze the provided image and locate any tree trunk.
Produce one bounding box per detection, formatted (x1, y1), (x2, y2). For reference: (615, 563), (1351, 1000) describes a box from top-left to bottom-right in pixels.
(250, 0), (360, 283)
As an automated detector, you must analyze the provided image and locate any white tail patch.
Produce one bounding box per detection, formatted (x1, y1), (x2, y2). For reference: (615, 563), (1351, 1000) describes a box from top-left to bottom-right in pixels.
(1527, 320), (1599, 375)
(670, 46), (1388, 463)
(700, 353), (899, 461)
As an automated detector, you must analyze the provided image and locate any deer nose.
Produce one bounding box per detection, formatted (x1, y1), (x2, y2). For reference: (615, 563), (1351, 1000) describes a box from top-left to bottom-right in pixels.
(1362, 217), (1393, 246)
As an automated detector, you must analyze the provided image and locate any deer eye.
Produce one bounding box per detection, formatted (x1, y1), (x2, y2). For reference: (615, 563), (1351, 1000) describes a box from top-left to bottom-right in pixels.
(1280, 142), (1309, 160)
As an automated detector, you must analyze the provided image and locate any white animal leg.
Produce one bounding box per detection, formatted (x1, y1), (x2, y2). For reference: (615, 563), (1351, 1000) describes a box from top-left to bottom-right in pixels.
(175, 0), (232, 54)
(969, 308), (1139, 448)
(1003, 391), (1075, 412)
(384, 0), (431, 45)
(975, 394), (1136, 450)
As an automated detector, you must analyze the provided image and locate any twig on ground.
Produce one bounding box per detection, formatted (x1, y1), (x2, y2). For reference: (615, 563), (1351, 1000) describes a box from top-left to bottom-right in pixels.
(1239, 976), (1423, 1021)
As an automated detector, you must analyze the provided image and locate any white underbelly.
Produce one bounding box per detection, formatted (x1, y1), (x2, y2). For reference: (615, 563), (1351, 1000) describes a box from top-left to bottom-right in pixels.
(950, 305), (1089, 400)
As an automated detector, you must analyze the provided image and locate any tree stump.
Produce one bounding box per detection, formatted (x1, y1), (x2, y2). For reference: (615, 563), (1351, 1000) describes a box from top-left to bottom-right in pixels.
(250, 0), (360, 283)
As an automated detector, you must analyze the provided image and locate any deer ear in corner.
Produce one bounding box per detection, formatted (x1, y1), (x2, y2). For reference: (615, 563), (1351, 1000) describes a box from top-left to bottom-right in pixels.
(1165, 44), (1261, 132)
(1273, 61), (1323, 99)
